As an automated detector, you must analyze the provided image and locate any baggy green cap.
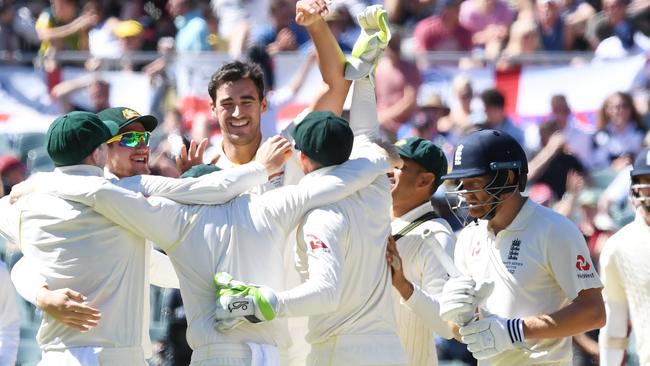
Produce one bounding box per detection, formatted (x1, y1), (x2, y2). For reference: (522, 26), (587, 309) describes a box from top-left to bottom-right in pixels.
(292, 111), (354, 167)
(46, 111), (120, 166)
(180, 164), (222, 178)
(395, 137), (448, 187)
(97, 107), (158, 132)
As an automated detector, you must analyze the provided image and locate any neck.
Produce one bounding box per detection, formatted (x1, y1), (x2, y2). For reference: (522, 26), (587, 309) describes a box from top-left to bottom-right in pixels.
(222, 136), (262, 165)
(488, 194), (526, 235)
(392, 197), (428, 220)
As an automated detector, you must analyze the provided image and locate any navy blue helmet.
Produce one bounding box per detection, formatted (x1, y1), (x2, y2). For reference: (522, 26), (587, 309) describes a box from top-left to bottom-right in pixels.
(631, 148), (650, 210)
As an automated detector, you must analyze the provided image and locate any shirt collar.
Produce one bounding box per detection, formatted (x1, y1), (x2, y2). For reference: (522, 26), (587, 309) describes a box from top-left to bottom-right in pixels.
(299, 165), (336, 185)
(498, 197), (535, 232)
(394, 201), (434, 224)
(54, 164), (105, 177)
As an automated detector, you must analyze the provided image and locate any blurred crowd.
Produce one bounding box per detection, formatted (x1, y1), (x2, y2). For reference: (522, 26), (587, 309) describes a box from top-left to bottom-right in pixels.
(1, 0), (650, 365)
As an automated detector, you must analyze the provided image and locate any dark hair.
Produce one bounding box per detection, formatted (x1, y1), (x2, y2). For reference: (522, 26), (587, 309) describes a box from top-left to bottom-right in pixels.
(480, 88), (505, 109)
(208, 61), (266, 102)
(245, 44), (275, 91)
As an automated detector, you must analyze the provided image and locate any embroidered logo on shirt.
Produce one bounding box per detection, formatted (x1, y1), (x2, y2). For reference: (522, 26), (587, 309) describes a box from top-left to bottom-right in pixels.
(507, 239), (521, 261)
(307, 234), (329, 251)
(576, 255), (591, 271)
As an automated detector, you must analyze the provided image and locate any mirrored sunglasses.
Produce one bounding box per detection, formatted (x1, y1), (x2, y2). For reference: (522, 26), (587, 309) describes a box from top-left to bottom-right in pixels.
(106, 131), (151, 148)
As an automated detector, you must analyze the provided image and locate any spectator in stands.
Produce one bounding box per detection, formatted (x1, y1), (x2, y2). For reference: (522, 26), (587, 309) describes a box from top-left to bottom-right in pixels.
(594, 21), (650, 58)
(35, 0), (96, 54)
(376, 31), (421, 141)
(528, 119), (586, 200)
(549, 94), (594, 168)
(414, 0), (473, 54)
(592, 91), (646, 171)
(437, 74), (477, 138)
(384, 0), (436, 27)
(535, 0), (576, 50)
(586, 0), (636, 49)
(497, 18), (540, 70)
(478, 88), (526, 147)
(114, 19), (146, 71)
(51, 75), (111, 113)
(0, 0), (41, 58)
(250, 0), (309, 54)
(85, 0), (120, 59)
(558, 0), (596, 50)
(459, 0), (515, 58)
(0, 155), (26, 195)
(167, 0), (210, 52)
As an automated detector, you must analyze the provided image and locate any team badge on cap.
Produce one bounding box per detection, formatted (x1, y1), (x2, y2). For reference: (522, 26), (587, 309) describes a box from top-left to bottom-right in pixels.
(395, 139), (407, 147)
(122, 108), (141, 119)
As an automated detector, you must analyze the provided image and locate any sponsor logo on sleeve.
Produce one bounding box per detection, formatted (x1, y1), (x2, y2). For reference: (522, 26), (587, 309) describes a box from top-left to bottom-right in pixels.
(576, 255), (595, 278)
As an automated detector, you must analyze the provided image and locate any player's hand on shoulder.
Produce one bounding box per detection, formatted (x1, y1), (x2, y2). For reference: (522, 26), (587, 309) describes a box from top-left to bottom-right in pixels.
(370, 139), (403, 171)
(213, 272), (280, 332)
(255, 135), (293, 177)
(36, 287), (101, 331)
(459, 315), (526, 359)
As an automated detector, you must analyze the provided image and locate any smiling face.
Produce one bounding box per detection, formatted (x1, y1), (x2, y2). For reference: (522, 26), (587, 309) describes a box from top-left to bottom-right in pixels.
(106, 122), (150, 178)
(212, 78), (267, 147)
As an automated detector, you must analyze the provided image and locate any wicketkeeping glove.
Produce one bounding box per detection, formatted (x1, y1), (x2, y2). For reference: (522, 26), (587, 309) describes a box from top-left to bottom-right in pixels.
(213, 272), (279, 332)
(345, 5), (391, 81)
(439, 277), (494, 325)
(459, 316), (526, 360)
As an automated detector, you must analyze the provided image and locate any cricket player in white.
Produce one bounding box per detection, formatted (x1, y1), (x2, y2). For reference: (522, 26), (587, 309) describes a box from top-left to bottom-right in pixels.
(0, 258), (19, 365)
(386, 137), (456, 366)
(0, 111), (290, 364)
(438, 129), (605, 365)
(10, 107), (182, 361)
(599, 147), (650, 365)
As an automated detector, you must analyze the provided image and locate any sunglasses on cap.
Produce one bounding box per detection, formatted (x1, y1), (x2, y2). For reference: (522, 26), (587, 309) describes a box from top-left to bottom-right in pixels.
(106, 131), (151, 148)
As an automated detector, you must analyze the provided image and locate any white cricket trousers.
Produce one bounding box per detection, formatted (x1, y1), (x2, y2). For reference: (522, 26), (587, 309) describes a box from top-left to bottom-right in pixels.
(39, 346), (146, 365)
(307, 334), (408, 366)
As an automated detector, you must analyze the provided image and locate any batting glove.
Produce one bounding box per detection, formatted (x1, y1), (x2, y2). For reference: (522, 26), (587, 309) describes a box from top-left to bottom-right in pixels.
(213, 272), (279, 332)
(439, 277), (494, 325)
(459, 316), (525, 360)
(344, 5), (391, 81)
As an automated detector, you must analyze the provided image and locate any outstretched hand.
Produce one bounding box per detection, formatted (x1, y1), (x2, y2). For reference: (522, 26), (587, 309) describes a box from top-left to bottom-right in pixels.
(176, 138), (209, 174)
(255, 135), (293, 176)
(36, 287), (101, 331)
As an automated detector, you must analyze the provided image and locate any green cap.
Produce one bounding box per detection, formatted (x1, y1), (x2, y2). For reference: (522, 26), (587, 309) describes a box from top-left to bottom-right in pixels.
(180, 164), (222, 178)
(46, 111), (120, 166)
(97, 107), (158, 132)
(395, 137), (448, 187)
(292, 111), (354, 167)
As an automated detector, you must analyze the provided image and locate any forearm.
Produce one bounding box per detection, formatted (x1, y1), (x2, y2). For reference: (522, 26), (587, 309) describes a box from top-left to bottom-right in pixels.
(10, 257), (47, 305)
(349, 78), (380, 139)
(599, 301), (628, 366)
(277, 279), (340, 317)
(522, 288), (605, 339)
(306, 19), (350, 114)
(401, 282), (453, 339)
(118, 162), (267, 204)
(37, 18), (85, 41)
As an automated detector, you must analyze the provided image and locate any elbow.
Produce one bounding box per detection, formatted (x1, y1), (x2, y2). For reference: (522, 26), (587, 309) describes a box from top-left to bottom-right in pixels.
(319, 283), (342, 313)
(586, 291), (607, 331)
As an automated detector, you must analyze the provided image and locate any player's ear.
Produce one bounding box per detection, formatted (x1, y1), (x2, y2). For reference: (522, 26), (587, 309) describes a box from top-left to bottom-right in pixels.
(418, 172), (435, 189)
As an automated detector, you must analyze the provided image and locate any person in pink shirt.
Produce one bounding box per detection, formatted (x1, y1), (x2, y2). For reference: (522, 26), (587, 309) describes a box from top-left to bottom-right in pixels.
(414, 0), (473, 53)
(375, 32), (422, 141)
(459, 0), (515, 56)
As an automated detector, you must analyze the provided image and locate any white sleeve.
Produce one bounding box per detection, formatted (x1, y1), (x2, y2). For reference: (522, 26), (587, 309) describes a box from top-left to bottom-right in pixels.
(349, 78), (379, 140)
(547, 220), (602, 300)
(599, 301), (628, 366)
(0, 260), (20, 366)
(10, 257), (46, 305)
(259, 154), (388, 237)
(401, 237), (454, 339)
(0, 196), (19, 244)
(39, 176), (196, 251)
(277, 208), (346, 317)
(116, 161), (268, 204)
(149, 246), (180, 289)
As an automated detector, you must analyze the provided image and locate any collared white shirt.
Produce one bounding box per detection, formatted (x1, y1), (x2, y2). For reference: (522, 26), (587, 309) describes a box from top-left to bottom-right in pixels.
(391, 202), (456, 366)
(455, 199), (602, 365)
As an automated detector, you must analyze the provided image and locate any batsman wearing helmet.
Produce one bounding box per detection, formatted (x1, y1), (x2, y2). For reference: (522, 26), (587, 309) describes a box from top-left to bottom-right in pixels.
(438, 129), (605, 365)
(599, 147), (650, 365)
